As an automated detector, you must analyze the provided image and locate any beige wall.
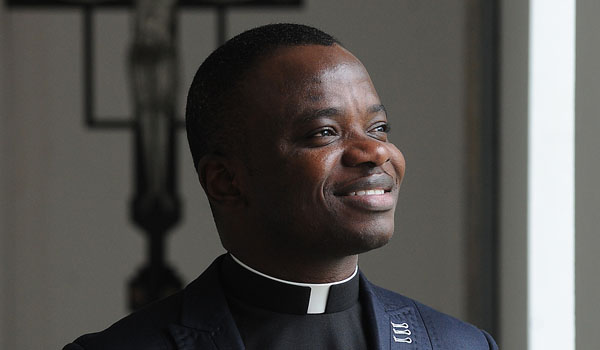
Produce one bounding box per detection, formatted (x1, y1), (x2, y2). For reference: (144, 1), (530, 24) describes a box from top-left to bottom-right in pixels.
(499, 0), (529, 348)
(1, 1), (471, 348)
(576, 0), (600, 348)
(1, 4), (11, 350)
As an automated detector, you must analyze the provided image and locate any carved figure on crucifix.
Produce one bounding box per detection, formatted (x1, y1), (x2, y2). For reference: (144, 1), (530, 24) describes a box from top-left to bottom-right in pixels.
(128, 0), (182, 310)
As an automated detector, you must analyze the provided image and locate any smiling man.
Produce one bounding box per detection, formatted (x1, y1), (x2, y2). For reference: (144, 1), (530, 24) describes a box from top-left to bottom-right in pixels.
(64, 24), (497, 350)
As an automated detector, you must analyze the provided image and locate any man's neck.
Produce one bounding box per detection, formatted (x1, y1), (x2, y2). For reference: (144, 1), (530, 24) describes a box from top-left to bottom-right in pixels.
(227, 250), (359, 284)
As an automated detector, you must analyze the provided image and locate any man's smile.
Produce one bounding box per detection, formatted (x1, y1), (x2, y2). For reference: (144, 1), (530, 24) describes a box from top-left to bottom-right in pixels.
(333, 173), (397, 211)
(347, 189), (385, 196)
(333, 173), (395, 196)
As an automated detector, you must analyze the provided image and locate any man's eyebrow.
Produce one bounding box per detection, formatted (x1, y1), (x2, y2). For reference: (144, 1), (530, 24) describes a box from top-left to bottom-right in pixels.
(296, 107), (343, 124)
(368, 104), (387, 115)
(296, 104), (387, 125)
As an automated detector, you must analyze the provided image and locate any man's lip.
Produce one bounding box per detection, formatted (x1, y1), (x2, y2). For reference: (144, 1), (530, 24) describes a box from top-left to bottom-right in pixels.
(334, 173), (395, 196)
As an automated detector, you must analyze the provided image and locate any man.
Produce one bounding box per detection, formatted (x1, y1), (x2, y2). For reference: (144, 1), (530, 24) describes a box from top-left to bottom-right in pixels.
(64, 23), (497, 349)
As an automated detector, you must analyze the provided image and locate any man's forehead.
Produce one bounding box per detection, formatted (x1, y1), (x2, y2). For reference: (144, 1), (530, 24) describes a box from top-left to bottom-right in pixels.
(237, 44), (379, 127)
(260, 44), (362, 78)
(248, 45), (371, 96)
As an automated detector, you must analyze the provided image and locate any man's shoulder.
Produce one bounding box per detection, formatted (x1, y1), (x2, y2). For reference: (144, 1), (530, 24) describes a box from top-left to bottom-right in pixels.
(63, 257), (229, 350)
(64, 291), (184, 350)
(365, 281), (498, 349)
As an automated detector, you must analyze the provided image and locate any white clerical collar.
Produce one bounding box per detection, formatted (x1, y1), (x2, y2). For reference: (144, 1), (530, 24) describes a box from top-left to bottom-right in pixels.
(229, 254), (359, 314)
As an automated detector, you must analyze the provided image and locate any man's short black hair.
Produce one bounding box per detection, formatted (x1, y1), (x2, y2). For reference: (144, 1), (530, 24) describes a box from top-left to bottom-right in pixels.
(185, 23), (340, 170)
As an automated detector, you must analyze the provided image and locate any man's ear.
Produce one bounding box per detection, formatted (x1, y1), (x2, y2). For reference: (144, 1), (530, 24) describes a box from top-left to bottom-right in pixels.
(196, 155), (245, 207)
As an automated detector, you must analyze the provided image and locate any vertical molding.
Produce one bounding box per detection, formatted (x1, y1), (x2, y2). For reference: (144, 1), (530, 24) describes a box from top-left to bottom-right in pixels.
(527, 1), (575, 349)
(464, 0), (499, 336)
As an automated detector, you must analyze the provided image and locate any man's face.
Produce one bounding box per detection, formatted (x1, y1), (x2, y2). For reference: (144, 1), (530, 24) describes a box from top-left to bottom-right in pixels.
(235, 44), (406, 260)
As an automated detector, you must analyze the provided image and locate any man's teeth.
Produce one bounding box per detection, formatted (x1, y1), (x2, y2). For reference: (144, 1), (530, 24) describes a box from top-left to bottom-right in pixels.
(347, 189), (385, 196)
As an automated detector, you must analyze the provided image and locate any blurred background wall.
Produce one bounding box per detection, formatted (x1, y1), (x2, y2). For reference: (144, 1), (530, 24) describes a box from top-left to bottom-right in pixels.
(0, 1), (471, 348)
(573, 0), (600, 348)
(1, 0), (599, 349)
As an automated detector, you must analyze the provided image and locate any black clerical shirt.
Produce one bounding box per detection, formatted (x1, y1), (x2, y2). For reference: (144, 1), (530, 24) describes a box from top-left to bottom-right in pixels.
(220, 254), (370, 350)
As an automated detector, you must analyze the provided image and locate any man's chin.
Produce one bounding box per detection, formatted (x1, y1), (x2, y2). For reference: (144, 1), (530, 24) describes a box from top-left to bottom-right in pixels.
(336, 229), (394, 256)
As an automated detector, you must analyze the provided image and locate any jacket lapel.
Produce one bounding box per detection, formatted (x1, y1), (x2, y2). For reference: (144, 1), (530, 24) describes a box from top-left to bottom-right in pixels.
(360, 273), (433, 350)
(168, 256), (245, 350)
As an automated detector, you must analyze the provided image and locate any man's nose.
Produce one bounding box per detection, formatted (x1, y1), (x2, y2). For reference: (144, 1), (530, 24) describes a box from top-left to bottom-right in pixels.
(341, 135), (391, 168)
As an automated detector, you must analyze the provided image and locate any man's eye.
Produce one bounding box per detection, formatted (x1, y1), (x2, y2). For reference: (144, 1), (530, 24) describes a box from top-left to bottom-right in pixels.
(371, 123), (390, 133)
(312, 128), (337, 137)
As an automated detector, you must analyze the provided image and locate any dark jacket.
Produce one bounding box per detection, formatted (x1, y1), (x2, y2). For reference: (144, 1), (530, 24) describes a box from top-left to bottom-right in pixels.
(64, 256), (498, 349)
